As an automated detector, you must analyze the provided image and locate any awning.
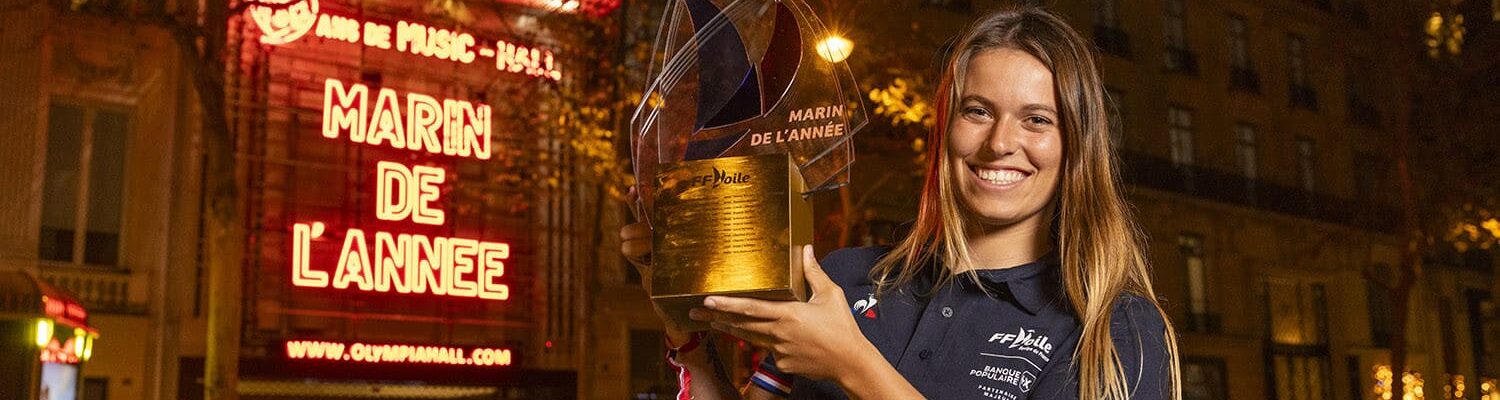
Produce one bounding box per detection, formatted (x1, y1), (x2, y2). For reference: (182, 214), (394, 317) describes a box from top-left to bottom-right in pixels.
(0, 269), (94, 333)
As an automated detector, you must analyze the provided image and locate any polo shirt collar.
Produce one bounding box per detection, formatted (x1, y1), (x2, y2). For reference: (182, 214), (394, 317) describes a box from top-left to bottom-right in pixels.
(969, 252), (1060, 315)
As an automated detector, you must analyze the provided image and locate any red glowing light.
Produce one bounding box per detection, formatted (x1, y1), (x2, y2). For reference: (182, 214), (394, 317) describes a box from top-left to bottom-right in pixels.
(544, 340), (552, 348)
(245, 2), (563, 81)
(291, 223), (511, 301)
(290, 79), (513, 302)
(322, 79), (492, 161)
(39, 337), (80, 364)
(284, 340), (513, 367)
(41, 295), (87, 328)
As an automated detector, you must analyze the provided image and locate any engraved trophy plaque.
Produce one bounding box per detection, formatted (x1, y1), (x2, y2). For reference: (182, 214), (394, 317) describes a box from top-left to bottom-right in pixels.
(630, 0), (867, 330)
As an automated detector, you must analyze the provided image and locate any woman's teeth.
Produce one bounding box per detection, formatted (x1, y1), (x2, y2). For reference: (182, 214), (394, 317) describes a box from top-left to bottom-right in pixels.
(976, 168), (1028, 185)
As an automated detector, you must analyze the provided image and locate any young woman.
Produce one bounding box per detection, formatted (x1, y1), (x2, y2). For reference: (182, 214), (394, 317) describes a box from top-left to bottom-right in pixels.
(620, 7), (1180, 400)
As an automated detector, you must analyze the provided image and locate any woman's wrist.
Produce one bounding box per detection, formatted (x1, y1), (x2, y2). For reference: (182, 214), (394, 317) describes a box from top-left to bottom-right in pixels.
(666, 331), (705, 354)
(664, 328), (697, 350)
(833, 340), (883, 387)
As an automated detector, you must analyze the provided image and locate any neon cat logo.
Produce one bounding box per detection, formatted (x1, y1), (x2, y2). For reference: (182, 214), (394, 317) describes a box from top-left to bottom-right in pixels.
(249, 0), (320, 45)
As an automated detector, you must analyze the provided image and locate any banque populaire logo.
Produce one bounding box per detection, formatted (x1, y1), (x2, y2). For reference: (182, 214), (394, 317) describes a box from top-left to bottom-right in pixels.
(249, 0), (320, 45)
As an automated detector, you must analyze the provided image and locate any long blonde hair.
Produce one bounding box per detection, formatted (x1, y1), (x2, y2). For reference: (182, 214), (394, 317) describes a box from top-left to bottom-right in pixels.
(870, 7), (1181, 400)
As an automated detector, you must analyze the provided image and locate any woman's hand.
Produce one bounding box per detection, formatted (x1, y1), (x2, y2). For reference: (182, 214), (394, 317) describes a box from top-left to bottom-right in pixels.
(618, 187), (695, 341)
(689, 245), (877, 382)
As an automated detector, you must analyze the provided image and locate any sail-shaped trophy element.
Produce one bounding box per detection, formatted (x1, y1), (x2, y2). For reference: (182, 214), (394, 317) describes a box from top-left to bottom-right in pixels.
(627, 0), (867, 330)
(630, 0), (867, 227)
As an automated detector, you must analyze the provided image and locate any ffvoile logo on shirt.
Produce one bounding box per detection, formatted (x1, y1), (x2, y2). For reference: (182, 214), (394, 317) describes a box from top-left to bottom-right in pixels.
(988, 328), (1054, 361)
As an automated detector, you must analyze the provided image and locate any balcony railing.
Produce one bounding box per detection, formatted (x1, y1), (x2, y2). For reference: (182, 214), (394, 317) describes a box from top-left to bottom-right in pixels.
(38, 264), (143, 314)
(1120, 152), (1400, 233)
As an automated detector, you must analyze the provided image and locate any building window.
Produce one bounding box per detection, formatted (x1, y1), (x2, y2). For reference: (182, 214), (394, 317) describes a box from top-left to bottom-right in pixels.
(1169, 106), (1195, 167)
(1164, 0), (1198, 74)
(1228, 15), (1260, 93)
(1287, 35), (1319, 110)
(1235, 123), (1258, 180)
(1342, 0), (1372, 26)
(1297, 0), (1333, 11)
(1346, 64), (1382, 127)
(1467, 290), (1495, 378)
(1366, 270), (1392, 347)
(40, 103), (129, 266)
(1265, 280), (1333, 400)
(1093, 0), (1132, 58)
(83, 377), (109, 400)
(1296, 138), (1316, 191)
(1352, 151), (1385, 203)
(1179, 233), (1217, 333)
(1105, 87), (1125, 148)
(1182, 358), (1229, 400)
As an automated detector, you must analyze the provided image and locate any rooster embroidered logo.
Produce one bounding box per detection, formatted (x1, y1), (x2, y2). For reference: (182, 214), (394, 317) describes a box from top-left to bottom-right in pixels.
(851, 293), (878, 319)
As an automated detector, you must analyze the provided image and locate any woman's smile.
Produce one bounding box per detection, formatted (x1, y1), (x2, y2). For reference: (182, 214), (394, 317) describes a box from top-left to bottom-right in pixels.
(969, 164), (1033, 189)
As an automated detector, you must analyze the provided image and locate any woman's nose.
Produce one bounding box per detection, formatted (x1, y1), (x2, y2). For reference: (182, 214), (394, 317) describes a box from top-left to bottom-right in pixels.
(984, 118), (1021, 158)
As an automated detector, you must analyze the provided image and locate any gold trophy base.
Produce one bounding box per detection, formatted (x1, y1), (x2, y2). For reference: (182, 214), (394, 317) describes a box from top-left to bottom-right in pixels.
(650, 153), (813, 331)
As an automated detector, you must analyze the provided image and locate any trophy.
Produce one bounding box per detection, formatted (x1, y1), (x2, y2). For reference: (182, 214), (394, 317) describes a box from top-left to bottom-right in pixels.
(630, 0), (867, 330)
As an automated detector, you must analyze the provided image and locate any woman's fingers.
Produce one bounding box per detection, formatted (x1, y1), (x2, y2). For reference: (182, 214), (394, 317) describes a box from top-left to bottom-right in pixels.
(800, 245), (842, 303)
(690, 308), (782, 345)
(625, 186), (642, 220)
(619, 222), (652, 268)
(708, 320), (779, 345)
(702, 296), (789, 321)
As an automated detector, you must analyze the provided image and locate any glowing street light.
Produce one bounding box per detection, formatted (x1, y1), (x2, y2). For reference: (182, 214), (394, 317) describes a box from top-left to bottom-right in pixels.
(816, 35), (854, 63)
(35, 318), (53, 347)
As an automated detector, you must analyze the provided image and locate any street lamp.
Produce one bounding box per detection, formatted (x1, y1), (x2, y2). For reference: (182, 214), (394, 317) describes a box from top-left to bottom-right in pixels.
(816, 35), (853, 63)
(34, 318), (53, 347)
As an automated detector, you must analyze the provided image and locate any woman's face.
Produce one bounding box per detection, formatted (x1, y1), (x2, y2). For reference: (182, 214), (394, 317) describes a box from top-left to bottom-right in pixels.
(948, 48), (1064, 227)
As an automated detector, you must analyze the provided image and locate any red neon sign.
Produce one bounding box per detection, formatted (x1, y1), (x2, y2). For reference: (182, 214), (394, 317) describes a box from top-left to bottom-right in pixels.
(41, 295), (87, 328)
(321, 79), (492, 161)
(290, 79), (511, 302)
(247, 1), (563, 81)
(284, 340), (513, 367)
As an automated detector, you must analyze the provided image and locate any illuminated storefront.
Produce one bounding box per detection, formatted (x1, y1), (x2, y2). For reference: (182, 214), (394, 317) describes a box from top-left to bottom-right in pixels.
(171, 0), (609, 398)
(0, 271), (99, 400)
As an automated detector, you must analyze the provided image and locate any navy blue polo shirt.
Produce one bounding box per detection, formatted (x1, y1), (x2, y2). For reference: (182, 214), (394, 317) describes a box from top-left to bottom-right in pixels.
(749, 247), (1170, 399)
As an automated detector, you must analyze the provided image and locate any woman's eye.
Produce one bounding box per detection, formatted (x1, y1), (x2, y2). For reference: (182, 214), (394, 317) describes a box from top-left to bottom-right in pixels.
(963, 107), (991, 118)
(1024, 115), (1054, 126)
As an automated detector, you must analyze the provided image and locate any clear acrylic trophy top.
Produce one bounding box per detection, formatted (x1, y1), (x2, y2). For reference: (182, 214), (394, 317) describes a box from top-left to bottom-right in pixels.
(630, 0), (868, 227)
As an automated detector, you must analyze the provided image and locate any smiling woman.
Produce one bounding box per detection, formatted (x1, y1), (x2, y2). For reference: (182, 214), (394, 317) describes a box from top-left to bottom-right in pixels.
(949, 49), (1064, 231)
(620, 6), (1179, 400)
